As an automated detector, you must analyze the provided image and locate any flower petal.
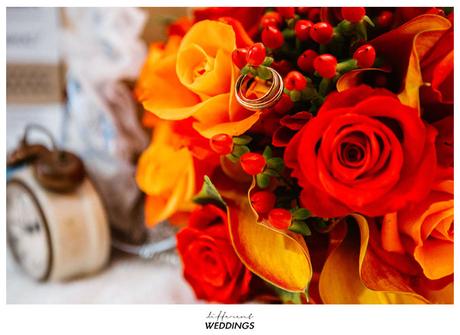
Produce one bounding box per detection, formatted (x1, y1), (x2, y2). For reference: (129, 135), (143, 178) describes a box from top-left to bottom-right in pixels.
(370, 14), (451, 109)
(319, 214), (429, 303)
(225, 182), (312, 293)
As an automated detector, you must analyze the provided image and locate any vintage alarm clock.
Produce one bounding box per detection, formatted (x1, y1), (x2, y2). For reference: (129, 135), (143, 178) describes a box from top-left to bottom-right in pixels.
(6, 124), (111, 281)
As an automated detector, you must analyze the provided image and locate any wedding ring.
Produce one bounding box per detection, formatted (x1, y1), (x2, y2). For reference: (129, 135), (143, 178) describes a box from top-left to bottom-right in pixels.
(235, 67), (284, 111)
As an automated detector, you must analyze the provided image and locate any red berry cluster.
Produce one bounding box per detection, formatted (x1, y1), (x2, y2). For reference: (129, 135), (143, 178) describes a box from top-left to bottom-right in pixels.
(232, 43), (267, 69)
(231, 7), (378, 110)
(250, 191), (292, 230)
(232, 42), (268, 69)
(226, 7), (381, 234)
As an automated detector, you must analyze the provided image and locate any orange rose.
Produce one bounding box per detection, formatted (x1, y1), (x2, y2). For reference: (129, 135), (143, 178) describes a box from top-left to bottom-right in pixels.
(136, 20), (261, 138)
(382, 168), (453, 280)
(136, 120), (196, 227)
(136, 117), (219, 227)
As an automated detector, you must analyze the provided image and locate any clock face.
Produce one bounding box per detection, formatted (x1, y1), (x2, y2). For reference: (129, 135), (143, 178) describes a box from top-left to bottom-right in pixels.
(7, 181), (51, 280)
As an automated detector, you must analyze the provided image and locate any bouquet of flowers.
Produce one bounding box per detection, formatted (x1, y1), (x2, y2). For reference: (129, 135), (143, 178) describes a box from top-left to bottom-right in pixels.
(135, 7), (453, 304)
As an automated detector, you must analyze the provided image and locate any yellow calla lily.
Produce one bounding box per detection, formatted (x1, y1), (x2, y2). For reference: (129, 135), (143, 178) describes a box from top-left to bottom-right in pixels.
(225, 180), (312, 294)
(319, 214), (429, 304)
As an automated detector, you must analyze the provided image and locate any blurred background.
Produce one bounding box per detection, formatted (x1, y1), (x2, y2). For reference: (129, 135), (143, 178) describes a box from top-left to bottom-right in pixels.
(6, 7), (199, 303)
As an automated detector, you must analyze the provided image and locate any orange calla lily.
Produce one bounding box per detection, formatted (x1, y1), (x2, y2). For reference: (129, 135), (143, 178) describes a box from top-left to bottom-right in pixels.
(338, 14), (451, 110)
(319, 214), (430, 303)
(225, 180), (312, 294)
(336, 67), (390, 92)
(394, 16), (452, 108)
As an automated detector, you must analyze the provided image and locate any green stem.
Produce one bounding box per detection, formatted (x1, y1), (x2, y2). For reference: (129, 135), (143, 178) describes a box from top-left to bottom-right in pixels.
(318, 78), (331, 97)
(336, 59), (358, 73)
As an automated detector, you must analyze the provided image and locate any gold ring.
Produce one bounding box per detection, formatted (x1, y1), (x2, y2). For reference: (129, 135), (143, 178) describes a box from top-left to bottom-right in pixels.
(235, 67), (284, 111)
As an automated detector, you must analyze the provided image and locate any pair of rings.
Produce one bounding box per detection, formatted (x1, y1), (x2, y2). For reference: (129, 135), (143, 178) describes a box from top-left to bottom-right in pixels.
(235, 67), (284, 111)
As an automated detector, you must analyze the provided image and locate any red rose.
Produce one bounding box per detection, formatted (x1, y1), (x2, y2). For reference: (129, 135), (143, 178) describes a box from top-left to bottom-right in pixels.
(285, 85), (437, 217)
(176, 204), (252, 303)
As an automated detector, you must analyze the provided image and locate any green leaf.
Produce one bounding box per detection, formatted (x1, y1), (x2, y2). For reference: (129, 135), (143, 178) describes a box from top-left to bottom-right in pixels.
(262, 146), (273, 160)
(336, 20), (353, 34)
(262, 56), (274, 67)
(226, 153), (240, 163)
(241, 65), (251, 75)
(263, 168), (279, 177)
(193, 175), (226, 207)
(233, 135), (252, 145)
(289, 220), (312, 236)
(356, 21), (368, 41)
(318, 78), (331, 96)
(336, 59), (358, 73)
(282, 28), (295, 39)
(257, 65), (272, 80)
(267, 157), (284, 172)
(363, 15), (375, 28)
(307, 217), (332, 233)
(292, 208), (311, 220)
(286, 18), (296, 30)
(256, 173), (270, 189)
(300, 86), (317, 100)
(232, 144), (250, 158)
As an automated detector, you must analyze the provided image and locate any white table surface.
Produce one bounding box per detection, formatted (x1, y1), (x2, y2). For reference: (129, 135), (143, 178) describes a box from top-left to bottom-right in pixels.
(7, 248), (199, 304)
